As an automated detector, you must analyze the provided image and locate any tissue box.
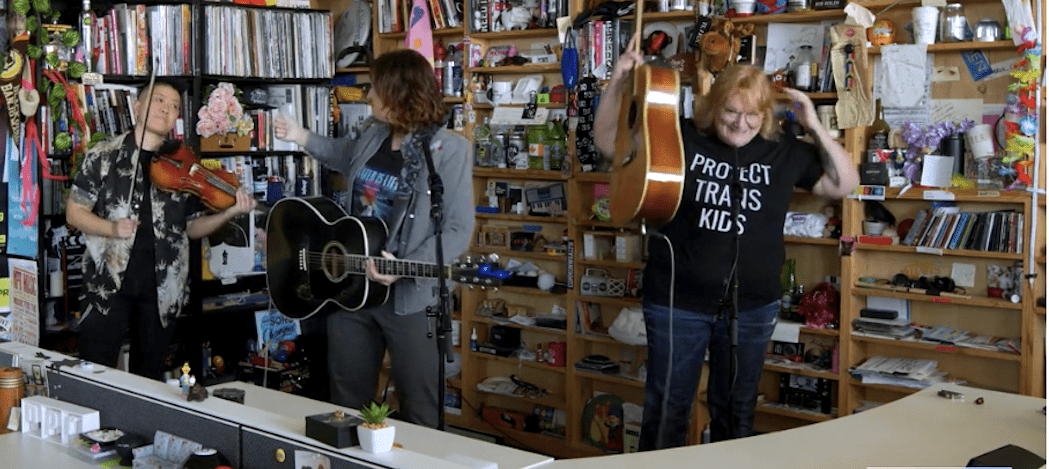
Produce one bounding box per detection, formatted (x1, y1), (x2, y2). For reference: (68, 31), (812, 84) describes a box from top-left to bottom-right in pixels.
(305, 412), (364, 448)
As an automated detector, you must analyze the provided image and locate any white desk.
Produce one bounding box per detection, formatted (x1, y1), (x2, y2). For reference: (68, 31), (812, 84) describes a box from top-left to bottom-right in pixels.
(206, 381), (551, 469)
(0, 431), (108, 468)
(0, 341), (552, 469)
(550, 384), (1046, 469)
(2, 340), (1045, 469)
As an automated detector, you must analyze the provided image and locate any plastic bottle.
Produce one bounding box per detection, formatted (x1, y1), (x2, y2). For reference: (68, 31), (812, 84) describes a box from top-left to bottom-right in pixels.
(780, 258), (796, 316)
(470, 328), (478, 351)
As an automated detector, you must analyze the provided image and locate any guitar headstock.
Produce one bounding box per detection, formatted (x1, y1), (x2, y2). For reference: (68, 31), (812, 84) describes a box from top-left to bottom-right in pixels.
(451, 255), (514, 287)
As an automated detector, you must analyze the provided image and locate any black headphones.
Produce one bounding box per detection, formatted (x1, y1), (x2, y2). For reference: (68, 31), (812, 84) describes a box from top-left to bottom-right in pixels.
(891, 274), (963, 295)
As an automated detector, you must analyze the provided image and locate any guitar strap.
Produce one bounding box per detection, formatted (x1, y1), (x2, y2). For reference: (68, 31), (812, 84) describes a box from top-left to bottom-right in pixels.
(383, 125), (439, 254)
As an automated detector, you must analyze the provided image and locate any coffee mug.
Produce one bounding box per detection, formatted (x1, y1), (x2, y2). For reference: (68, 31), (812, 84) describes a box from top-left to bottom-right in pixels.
(911, 6), (939, 44)
(965, 124), (995, 159)
(487, 81), (513, 104)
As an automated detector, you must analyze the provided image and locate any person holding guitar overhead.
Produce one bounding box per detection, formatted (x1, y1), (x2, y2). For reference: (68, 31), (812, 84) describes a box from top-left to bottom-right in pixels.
(67, 79), (256, 381)
(595, 36), (859, 449)
(274, 49), (472, 428)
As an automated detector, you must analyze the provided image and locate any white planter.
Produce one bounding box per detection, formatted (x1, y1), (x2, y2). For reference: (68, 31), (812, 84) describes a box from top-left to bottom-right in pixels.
(358, 424), (395, 453)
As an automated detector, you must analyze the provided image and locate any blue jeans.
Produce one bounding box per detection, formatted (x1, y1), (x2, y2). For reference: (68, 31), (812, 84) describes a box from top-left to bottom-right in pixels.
(638, 300), (778, 450)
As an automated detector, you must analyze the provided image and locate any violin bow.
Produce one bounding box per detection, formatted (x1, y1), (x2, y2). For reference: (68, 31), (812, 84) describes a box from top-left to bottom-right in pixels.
(127, 58), (159, 208)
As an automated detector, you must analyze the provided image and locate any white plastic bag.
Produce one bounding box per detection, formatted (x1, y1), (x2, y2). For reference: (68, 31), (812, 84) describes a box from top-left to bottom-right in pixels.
(608, 306), (647, 346)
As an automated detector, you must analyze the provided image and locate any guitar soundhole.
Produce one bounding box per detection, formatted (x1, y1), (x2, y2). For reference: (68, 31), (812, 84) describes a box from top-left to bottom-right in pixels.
(627, 101), (638, 130)
(321, 241), (349, 282)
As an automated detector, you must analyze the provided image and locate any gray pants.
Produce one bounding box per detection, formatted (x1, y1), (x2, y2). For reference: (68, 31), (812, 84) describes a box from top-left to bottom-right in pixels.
(326, 301), (440, 428)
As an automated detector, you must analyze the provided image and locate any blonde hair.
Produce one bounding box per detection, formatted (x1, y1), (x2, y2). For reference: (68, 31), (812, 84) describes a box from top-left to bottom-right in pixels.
(693, 64), (779, 141)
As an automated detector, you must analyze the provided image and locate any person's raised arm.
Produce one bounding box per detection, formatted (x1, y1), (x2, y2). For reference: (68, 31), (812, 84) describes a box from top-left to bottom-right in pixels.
(594, 34), (643, 161)
(781, 88), (859, 198)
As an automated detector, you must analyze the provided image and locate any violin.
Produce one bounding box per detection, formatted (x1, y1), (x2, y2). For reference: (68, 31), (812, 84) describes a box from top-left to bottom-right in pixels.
(150, 141), (240, 212)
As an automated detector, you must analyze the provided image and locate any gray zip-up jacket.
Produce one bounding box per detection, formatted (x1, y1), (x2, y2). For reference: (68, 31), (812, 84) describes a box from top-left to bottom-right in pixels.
(302, 118), (474, 315)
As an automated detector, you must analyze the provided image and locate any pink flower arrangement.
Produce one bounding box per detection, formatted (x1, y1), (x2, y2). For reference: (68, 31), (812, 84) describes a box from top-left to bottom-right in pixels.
(196, 82), (253, 138)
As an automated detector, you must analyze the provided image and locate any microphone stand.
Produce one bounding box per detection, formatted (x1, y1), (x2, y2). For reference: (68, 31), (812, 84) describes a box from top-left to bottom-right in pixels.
(718, 148), (743, 440)
(420, 133), (451, 431)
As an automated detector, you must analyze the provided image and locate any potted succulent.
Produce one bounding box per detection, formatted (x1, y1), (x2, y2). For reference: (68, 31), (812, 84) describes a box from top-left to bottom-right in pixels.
(357, 402), (395, 453)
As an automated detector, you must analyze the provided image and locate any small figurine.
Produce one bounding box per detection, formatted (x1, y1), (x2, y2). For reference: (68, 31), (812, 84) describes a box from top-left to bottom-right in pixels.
(179, 362), (192, 396)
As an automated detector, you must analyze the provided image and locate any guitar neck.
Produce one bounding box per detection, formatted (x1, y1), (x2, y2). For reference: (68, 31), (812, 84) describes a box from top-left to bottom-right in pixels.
(347, 254), (450, 279)
(634, 0), (643, 54)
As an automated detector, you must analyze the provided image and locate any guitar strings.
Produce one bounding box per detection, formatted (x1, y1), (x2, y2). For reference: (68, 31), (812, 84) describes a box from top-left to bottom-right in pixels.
(300, 252), (446, 276)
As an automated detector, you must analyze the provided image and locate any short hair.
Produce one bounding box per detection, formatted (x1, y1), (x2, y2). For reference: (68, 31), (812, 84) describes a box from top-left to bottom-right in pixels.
(136, 79), (184, 105)
(369, 50), (446, 133)
(693, 64), (779, 141)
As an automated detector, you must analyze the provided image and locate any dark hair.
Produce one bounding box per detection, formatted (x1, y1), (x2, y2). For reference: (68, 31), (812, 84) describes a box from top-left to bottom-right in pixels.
(139, 78), (188, 96)
(369, 50), (446, 133)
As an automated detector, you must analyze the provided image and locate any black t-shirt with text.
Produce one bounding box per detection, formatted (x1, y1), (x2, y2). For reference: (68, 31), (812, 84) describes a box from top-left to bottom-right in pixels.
(643, 120), (824, 312)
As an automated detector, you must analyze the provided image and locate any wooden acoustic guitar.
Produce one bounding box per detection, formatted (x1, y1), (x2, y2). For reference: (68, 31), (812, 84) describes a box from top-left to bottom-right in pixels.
(266, 197), (510, 319)
(610, 0), (685, 226)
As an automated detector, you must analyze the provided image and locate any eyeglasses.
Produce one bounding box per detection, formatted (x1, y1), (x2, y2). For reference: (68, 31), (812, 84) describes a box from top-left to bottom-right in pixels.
(722, 106), (762, 128)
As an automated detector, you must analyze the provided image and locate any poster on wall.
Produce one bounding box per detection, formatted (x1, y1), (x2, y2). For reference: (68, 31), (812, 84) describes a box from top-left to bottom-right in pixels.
(8, 258), (38, 346)
(254, 309), (301, 355)
(6, 131), (37, 258)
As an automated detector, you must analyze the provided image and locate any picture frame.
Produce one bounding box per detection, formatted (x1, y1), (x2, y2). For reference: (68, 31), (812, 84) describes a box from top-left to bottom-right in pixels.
(479, 226), (510, 249)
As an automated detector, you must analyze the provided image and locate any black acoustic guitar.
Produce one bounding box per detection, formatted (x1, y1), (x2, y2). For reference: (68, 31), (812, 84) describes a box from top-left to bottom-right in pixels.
(266, 196), (508, 319)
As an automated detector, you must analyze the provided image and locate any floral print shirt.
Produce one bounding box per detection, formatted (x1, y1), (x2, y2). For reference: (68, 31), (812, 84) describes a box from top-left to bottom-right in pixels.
(69, 133), (205, 328)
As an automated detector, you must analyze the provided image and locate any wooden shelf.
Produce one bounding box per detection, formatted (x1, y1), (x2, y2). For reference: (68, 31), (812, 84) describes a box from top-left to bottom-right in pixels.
(573, 171), (611, 183)
(475, 387), (567, 409)
(874, 187), (1031, 202)
(784, 236), (839, 246)
(470, 28), (558, 40)
(472, 316), (568, 336)
(573, 369), (645, 388)
(471, 246), (567, 261)
(474, 167), (567, 180)
(854, 243), (1025, 261)
(777, 320), (841, 337)
(378, 26), (464, 40)
(620, 10), (694, 21)
(575, 332), (646, 348)
(576, 296), (642, 308)
(763, 362), (840, 381)
(472, 103), (567, 109)
(847, 379), (924, 396)
(755, 403), (836, 422)
(474, 212), (568, 223)
(468, 64), (561, 74)
(851, 285), (1024, 310)
(473, 352), (567, 373)
(335, 66), (369, 74)
(577, 258), (646, 270)
(851, 334), (1022, 362)
(869, 40), (1017, 54)
(732, 8), (847, 24)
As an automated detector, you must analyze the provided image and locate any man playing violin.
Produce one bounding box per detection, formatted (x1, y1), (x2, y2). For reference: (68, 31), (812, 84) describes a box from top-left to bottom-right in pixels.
(66, 79), (256, 380)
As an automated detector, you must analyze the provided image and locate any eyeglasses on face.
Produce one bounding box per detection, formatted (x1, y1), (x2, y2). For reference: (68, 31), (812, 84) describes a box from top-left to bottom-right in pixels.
(721, 106), (763, 128)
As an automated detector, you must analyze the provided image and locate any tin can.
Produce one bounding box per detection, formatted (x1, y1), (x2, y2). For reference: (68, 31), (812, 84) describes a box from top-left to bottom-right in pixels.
(507, 128), (527, 169)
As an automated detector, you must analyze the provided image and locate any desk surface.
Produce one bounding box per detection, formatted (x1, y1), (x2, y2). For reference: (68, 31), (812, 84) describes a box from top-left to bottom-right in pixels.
(207, 381), (551, 469)
(551, 384), (1046, 469)
(0, 340), (551, 469)
(2, 340), (1045, 469)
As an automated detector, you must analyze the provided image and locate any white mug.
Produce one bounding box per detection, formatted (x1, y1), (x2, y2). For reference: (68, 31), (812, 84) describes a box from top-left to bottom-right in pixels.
(487, 81), (513, 104)
(912, 6), (940, 45)
(966, 124), (995, 159)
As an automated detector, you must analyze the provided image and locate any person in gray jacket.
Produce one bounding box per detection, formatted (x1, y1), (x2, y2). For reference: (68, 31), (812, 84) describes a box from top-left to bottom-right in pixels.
(275, 49), (473, 428)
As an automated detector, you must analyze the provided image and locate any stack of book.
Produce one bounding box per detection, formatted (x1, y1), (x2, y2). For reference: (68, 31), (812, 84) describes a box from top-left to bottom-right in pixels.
(849, 356), (950, 389)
